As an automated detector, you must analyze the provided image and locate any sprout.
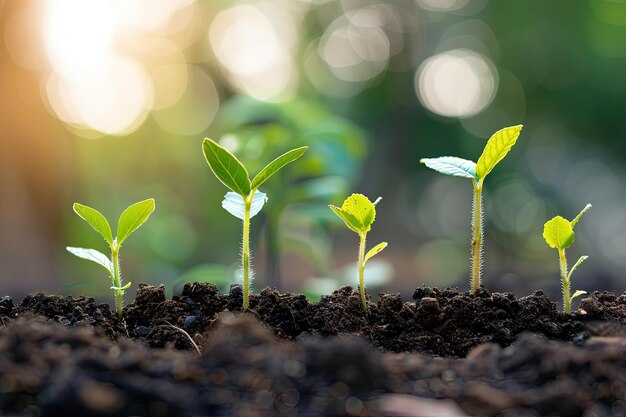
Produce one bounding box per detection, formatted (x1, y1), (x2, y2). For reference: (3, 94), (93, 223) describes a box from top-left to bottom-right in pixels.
(202, 138), (307, 309)
(543, 204), (592, 314)
(67, 198), (155, 317)
(420, 125), (523, 294)
(329, 194), (388, 311)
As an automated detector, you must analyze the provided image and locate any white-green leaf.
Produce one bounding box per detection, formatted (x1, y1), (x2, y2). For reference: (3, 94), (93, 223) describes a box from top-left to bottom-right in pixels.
(543, 216), (575, 250)
(73, 203), (114, 246)
(66, 247), (114, 276)
(202, 138), (251, 196)
(570, 290), (587, 303)
(222, 191), (268, 220)
(420, 157), (477, 179)
(251, 147), (308, 190)
(364, 242), (388, 264)
(476, 125), (523, 179)
(570, 204), (592, 228)
(117, 198), (155, 246)
(329, 205), (362, 234)
(567, 255), (589, 282)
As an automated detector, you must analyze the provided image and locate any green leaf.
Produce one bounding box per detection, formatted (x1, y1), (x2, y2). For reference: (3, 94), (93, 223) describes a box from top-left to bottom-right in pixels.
(476, 125), (523, 179)
(340, 193), (377, 232)
(543, 216), (575, 249)
(570, 289), (587, 303)
(117, 198), (155, 246)
(329, 205), (362, 234)
(364, 242), (388, 264)
(420, 157), (477, 179)
(202, 138), (251, 196)
(66, 247), (114, 276)
(73, 203), (114, 246)
(567, 255), (589, 282)
(570, 203), (592, 228)
(251, 146), (308, 190)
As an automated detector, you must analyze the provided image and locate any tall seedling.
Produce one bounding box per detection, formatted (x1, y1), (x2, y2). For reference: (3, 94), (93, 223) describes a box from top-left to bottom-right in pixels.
(67, 198), (155, 317)
(329, 194), (387, 311)
(420, 125), (523, 293)
(202, 138), (307, 309)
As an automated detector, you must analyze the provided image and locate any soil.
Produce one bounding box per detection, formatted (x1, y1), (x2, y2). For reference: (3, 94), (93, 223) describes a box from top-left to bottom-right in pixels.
(0, 284), (624, 416)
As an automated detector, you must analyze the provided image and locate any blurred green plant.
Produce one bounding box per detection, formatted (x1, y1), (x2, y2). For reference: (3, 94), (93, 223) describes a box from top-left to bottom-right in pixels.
(67, 198), (155, 317)
(329, 193), (387, 311)
(543, 204), (591, 314)
(202, 137), (307, 309)
(211, 96), (367, 288)
(420, 125), (523, 293)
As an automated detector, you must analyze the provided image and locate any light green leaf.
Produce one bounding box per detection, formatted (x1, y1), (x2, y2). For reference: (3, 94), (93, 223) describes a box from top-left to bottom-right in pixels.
(329, 205), (362, 234)
(117, 198), (155, 246)
(570, 204), (592, 228)
(567, 255), (589, 282)
(476, 125), (523, 179)
(340, 193), (377, 232)
(570, 289), (587, 303)
(543, 216), (575, 249)
(251, 146), (308, 190)
(66, 247), (114, 276)
(73, 203), (114, 246)
(202, 138), (251, 196)
(364, 242), (388, 264)
(420, 157), (477, 179)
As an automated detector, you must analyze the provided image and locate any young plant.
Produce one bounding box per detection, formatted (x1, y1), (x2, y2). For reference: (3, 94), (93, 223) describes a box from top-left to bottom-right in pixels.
(543, 203), (591, 314)
(202, 138), (307, 309)
(420, 125), (523, 294)
(67, 198), (155, 317)
(329, 194), (388, 311)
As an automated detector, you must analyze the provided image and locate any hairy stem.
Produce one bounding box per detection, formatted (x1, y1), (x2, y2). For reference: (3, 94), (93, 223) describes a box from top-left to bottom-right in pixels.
(242, 194), (252, 309)
(559, 248), (571, 313)
(471, 182), (483, 294)
(112, 248), (123, 318)
(358, 232), (367, 311)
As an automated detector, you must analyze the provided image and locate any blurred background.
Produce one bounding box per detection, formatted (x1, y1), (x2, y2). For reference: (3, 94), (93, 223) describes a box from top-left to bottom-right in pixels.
(1, 0), (625, 303)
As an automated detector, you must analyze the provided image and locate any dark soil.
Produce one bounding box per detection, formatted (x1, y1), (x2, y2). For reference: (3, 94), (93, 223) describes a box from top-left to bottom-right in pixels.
(1, 284), (624, 416)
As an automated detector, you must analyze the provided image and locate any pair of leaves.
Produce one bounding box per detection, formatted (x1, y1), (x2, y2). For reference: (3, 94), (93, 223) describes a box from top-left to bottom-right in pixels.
(543, 204), (592, 250)
(202, 138), (308, 197)
(329, 194), (381, 234)
(420, 125), (523, 183)
(67, 198), (156, 277)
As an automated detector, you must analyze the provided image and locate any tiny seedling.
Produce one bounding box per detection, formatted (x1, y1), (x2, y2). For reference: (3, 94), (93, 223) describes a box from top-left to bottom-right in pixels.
(67, 198), (155, 317)
(329, 193), (388, 311)
(420, 125), (523, 294)
(543, 203), (592, 314)
(202, 138), (307, 309)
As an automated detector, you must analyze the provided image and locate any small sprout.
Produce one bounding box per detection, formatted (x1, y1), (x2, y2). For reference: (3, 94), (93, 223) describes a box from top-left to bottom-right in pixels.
(67, 198), (155, 317)
(543, 203), (592, 314)
(202, 138), (307, 309)
(420, 125), (523, 294)
(329, 194), (387, 311)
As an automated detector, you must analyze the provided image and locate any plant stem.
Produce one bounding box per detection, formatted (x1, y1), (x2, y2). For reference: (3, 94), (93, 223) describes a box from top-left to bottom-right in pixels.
(559, 248), (571, 313)
(242, 194), (252, 309)
(112, 248), (123, 318)
(470, 181), (483, 294)
(358, 232), (367, 311)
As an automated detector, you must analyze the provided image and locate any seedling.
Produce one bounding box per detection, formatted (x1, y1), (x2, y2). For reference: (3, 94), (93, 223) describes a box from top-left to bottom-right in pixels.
(202, 138), (307, 309)
(420, 125), (523, 294)
(329, 194), (388, 311)
(543, 204), (591, 314)
(67, 198), (155, 317)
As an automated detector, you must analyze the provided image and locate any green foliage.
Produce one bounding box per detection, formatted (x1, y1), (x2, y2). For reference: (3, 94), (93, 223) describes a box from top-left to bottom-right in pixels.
(202, 136), (307, 309)
(67, 198), (156, 317)
(420, 125), (524, 293)
(543, 203), (592, 313)
(329, 194), (387, 311)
